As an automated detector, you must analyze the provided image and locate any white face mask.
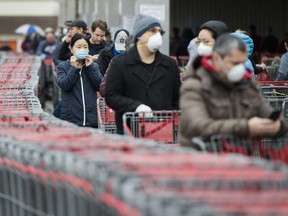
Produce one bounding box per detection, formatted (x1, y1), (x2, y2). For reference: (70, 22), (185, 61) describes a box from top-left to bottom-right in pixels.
(227, 63), (246, 82)
(147, 32), (163, 52)
(197, 43), (213, 56)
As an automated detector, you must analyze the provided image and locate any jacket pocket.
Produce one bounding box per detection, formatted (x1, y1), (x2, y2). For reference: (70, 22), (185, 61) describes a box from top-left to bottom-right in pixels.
(241, 99), (259, 118)
(208, 98), (231, 119)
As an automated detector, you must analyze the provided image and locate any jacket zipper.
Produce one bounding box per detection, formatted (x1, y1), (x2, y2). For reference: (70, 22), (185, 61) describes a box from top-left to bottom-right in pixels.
(79, 67), (86, 126)
(230, 90), (236, 118)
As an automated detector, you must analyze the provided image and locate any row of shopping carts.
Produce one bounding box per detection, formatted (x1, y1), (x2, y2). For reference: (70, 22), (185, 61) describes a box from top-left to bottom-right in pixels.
(96, 81), (288, 163)
(97, 82), (288, 132)
(1, 51), (288, 215)
(2, 134), (288, 216)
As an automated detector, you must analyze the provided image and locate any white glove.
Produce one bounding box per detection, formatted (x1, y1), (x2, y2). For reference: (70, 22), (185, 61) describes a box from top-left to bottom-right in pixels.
(135, 104), (153, 118)
(40, 54), (47, 60)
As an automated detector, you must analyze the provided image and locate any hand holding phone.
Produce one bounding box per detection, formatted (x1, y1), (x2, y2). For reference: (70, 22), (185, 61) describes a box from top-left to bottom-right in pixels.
(268, 110), (282, 121)
(85, 55), (93, 66)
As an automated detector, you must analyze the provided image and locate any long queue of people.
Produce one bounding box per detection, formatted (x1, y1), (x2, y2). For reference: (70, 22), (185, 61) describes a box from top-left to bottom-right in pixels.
(18, 15), (288, 148)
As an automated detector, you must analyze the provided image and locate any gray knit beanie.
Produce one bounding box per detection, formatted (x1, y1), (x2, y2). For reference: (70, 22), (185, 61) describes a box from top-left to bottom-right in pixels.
(199, 20), (229, 39)
(133, 14), (162, 43)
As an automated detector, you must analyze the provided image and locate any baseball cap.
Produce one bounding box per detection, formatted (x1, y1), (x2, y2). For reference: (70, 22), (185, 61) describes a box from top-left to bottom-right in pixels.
(114, 29), (130, 51)
(66, 19), (88, 30)
(64, 20), (73, 26)
(45, 27), (54, 34)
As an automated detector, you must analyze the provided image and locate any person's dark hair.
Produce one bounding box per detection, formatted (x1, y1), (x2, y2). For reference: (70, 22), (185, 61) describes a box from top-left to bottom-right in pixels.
(105, 29), (112, 41)
(172, 27), (180, 37)
(91, 19), (108, 32)
(249, 24), (256, 32)
(214, 34), (247, 57)
(180, 28), (194, 41)
(70, 33), (89, 47)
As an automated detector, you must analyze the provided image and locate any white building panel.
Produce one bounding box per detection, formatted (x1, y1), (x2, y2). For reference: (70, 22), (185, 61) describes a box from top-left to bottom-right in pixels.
(0, 0), (59, 16)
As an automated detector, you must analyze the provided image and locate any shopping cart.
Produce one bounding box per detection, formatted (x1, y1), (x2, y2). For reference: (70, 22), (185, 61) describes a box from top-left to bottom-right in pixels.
(123, 110), (180, 144)
(261, 84), (288, 96)
(96, 98), (117, 134)
(260, 83), (288, 110)
(3, 52), (288, 216)
(256, 57), (280, 80)
(256, 71), (270, 81)
(283, 98), (288, 121)
(192, 134), (288, 164)
(178, 56), (189, 67)
(260, 56), (280, 67)
(38, 57), (56, 109)
(265, 66), (278, 81)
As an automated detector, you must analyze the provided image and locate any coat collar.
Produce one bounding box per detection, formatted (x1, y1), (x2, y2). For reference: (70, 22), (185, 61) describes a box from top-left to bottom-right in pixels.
(201, 56), (253, 80)
(126, 46), (170, 67)
(126, 46), (171, 84)
(197, 56), (254, 91)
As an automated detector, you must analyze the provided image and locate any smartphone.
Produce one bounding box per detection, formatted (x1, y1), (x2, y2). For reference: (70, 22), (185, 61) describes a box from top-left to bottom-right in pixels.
(268, 110), (282, 121)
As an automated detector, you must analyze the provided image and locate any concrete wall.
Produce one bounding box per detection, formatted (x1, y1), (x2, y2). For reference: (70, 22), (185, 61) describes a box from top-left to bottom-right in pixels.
(58, 0), (288, 55)
(70, 0), (170, 55)
(58, 0), (77, 25)
(135, 0), (170, 55)
(2, 0), (288, 54)
(0, 0), (59, 17)
(170, 0), (288, 42)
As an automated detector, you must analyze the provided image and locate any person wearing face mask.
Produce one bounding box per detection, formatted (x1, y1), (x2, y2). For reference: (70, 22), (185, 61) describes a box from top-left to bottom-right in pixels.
(179, 34), (287, 148)
(96, 29), (130, 76)
(230, 32), (255, 77)
(56, 33), (103, 128)
(57, 19), (90, 62)
(105, 14), (181, 134)
(186, 20), (229, 70)
(99, 34), (134, 97)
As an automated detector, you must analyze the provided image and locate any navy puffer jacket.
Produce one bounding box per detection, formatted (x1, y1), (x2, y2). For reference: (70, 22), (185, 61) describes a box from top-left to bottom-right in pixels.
(57, 61), (103, 127)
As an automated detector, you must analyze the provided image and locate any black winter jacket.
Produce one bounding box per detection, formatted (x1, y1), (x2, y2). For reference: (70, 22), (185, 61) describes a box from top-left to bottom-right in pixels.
(96, 42), (114, 75)
(105, 46), (181, 134)
(89, 41), (107, 56)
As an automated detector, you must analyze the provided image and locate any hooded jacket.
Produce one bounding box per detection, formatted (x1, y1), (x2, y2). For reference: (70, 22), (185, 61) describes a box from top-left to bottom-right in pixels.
(180, 56), (287, 147)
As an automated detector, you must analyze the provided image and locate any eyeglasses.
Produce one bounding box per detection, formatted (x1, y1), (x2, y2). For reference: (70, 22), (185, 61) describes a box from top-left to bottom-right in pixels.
(148, 28), (165, 36)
